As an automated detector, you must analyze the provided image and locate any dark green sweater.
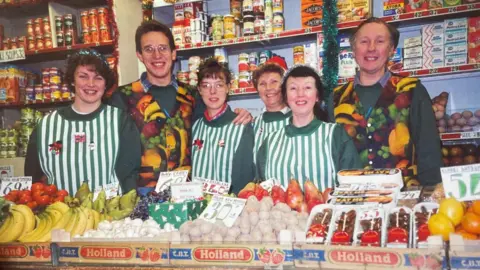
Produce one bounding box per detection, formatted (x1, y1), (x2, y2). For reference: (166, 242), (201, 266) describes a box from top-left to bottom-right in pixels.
(25, 104), (141, 193)
(326, 79), (443, 186)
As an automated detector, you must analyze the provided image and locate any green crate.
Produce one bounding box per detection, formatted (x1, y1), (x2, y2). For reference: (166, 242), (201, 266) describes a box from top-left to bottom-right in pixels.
(148, 200), (207, 229)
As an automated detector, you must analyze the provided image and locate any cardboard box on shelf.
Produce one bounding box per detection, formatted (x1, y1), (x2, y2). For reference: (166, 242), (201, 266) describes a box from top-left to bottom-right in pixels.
(302, 15), (323, 28)
(423, 46), (444, 68)
(351, 0), (370, 20)
(445, 28), (468, 44)
(444, 17), (468, 31)
(337, 0), (352, 22)
(445, 54), (468, 66)
(404, 46), (423, 58)
(404, 36), (422, 48)
(301, 0), (323, 17)
(469, 31), (480, 49)
(445, 41), (468, 56)
(468, 16), (480, 33)
(405, 0), (428, 13)
(403, 57), (423, 70)
(422, 23), (444, 46)
(383, 0), (405, 16)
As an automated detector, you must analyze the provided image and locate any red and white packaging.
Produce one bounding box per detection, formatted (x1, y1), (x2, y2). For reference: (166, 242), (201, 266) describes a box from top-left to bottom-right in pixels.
(468, 17), (480, 33)
(422, 23), (444, 47)
(174, 3), (184, 22)
(413, 203), (438, 249)
(469, 47), (480, 64)
(423, 46), (444, 69)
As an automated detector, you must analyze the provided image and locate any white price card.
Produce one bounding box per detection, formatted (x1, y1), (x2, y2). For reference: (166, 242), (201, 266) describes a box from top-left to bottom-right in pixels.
(93, 182), (120, 201)
(155, 170), (189, 192)
(0, 177), (32, 196)
(260, 178), (280, 192)
(199, 195), (246, 227)
(0, 165), (14, 178)
(441, 163), (480, 201)
(399, 190), (421, 200)
(171, 182), (203, 203)
(0, 48), (26, 63)
(192, 177), (231, 195)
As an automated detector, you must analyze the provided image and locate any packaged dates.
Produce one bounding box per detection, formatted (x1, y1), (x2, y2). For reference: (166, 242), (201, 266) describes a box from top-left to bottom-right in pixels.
(386, 207), (412, 248)
(413, 202), (438, 248)
(329, 208), (356, 246)
(306, 205), (334, 244)
(354, 208), (385, 247)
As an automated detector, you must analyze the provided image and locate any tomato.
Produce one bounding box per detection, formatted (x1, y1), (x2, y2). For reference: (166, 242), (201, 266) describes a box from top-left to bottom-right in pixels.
(439, 197), (465, 226)
(8, 190), (20, 200)
(428, 213), (455, 241)
(26, 201), (38, 210)
(32, 190), (45, 201)
(472, 201), (480, 216)
(35, 194), (51, 207)
(52, 195), (65, 203)
(31, 182), (45, 192)
(56, 189), (68, 197)
(3, 194), (16, 202)
(462, 212), (480, 235)
(44, 184), (58, 196)
(18, 194), (33, 204)
(19, 190), (31, 198)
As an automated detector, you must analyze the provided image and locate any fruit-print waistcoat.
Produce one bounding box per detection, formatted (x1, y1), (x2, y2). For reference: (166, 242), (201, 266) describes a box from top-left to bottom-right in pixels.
(117, 79), (195, 186)
(333, 76), (420, 183)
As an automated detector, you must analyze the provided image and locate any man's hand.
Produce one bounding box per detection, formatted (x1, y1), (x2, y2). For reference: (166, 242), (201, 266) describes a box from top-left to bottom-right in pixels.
(233, 108), (253, 125)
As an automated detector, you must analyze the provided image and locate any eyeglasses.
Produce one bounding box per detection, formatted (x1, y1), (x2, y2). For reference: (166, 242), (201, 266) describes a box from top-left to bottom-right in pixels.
(199, 82), (228, 93)
(142, 45), (170, 55)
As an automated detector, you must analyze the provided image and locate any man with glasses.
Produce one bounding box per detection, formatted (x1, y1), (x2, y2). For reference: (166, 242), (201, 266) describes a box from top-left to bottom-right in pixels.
(108, 20), (252, 187)
(191, 59), (254, 194)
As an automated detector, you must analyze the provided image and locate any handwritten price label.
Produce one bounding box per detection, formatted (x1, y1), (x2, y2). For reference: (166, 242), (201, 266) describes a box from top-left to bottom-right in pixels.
(192, 177), (231, 195)
(171, 182), (203, 203)
(155, 170), (189, 192)
(260, 178), (281, 192)
(441, 164), (480, 201)
(93, 182), (120, 200)
(0, 177), (32, 196)
(399, 190), (421, 200)
(199, 195), (246, 227)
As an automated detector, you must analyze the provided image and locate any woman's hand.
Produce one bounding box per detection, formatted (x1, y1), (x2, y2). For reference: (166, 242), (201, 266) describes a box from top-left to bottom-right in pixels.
(233, 108), (253, 125)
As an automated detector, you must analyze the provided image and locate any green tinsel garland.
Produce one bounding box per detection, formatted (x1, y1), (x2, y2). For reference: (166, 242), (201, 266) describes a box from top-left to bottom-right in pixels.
(322, 0), (339, 97)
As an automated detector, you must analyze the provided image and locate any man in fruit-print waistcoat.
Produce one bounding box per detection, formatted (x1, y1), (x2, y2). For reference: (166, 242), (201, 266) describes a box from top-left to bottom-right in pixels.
(108, 20), (252, 187)
(328, 18), (443, 187)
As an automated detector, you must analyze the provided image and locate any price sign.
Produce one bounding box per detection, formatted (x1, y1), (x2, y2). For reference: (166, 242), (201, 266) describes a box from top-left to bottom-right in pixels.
(93, 182), (120, 200)
(155, 170), (189, 192)
(0, 48), (25, 63)
(399, 190), (421, 200)
(199, 195), (246, 227)
(0, 177), (32, 196)
(171, 182), (203, 203)
(0, 165), (14, 178)
(260, 178), (281, 192)
(441, 164), (480, 201)
(192, 177), (231, 195)
(460, 132), (480, 139)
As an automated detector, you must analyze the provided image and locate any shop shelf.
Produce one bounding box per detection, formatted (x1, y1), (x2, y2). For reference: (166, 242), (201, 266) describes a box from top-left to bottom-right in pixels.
(399, 63), (480, 78)
(0, 0), (107, 18)
(175, 20), (364, 51)
(382, 3), (480, 25)
(0, 98), (73, 109)
(2, 41), (114, 64)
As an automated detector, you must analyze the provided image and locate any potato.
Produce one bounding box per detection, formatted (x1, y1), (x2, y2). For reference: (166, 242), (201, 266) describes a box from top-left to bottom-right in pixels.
(452, 125), (462, 132)
(456, 117), (467, 126)
(260, 197), (274, 209)
(240, 224), (251, 234)
(438, 126), (446, 133)
(272, 222), (286, 232)
(270, 210), (282, 220)
(262, 232), (277, 244)
(179, 221), (193, 234)
(224, 235), (237, 243)
(468, 117), (479, 126)
(211, 234), (223, 243)
(189, 226), (201, 237)
(227, 227), (241, 238)
(462, 125), (473, 132)
(201, 234), (212, 244)
(181, 234), (191, 243)
(245, 196), (260, 213)
(238, 234), (250, 243)
(475, 109), (480, 118)
(437, 119), (446, 127)
(259, 224), (273, 235)
(190, 235), (202, 242)
(463, 110), (473, 119)
(447, 118), (455, 127)
(274, 202), (291, 212)
(251, 230), (263, 242)
(200, 222), (213, 235)
(451, 112), (462, 120)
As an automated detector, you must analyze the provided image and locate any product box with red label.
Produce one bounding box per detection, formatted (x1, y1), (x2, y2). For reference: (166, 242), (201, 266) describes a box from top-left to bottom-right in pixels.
(174, 3), (184, 22)
(302, 15), (323, 28)
(469, 31), (480, 49)
(405, 0), (428, 13)
(383, 0), (405, 16)
(469, 47), (480, 64)
(422, 23), (444, 46)
(445, 54), (467, 66)
(423, 46), (444, 68)
(468, 16), (480, 33)
(445, 41), (468, 56)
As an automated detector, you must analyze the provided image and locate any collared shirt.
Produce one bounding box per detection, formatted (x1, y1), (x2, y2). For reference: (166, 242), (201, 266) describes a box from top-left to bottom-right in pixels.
(353, 70), (392, 88)
(262, 106), (291, 114)
(140, 72), (178, 92)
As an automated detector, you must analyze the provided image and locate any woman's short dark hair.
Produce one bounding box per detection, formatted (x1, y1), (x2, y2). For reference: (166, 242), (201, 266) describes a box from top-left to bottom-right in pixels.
(252, 63), (285, 89)
(197, 58), (232, 85)
(64, 49), (115, 94)
(135, 20), (176, 53)
(281, 65), (328, 121)
(351, 17), (400, 49)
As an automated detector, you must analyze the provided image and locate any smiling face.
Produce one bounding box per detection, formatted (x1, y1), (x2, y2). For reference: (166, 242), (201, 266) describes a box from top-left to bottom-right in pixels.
(286, 76), (318, 119)
(136, 31), (176, 86)
(257, 72), (285, 112)
(73, 65), (105, 108)
(199, 74), (229, 116)
(352, 22), (395, 78)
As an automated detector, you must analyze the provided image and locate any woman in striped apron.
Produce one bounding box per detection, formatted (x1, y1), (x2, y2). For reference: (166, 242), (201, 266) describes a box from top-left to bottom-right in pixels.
(251, 58), (291, 164)
(256, 65), (361, 191)
(25, 49), (141, 195)
(191, 59), (254, 194)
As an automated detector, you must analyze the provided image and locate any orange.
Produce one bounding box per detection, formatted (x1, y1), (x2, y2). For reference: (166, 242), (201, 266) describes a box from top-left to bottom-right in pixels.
(428, 213), (455, 241)
(462, 212), (480, 235)
(472, 201), (480, 216)
(439, 197), (465, 226)
(456, 229), (478, 240)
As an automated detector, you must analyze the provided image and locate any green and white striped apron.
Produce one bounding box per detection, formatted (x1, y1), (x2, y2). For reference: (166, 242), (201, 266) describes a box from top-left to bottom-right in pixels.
(253, 113), (290, 164)
(264, 122), (337, 191)
(37, 106), (121, 195)
(191, 119), (245, 183)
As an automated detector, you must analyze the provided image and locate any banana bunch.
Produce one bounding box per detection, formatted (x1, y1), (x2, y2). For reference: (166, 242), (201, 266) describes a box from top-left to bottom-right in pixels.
(0, 204), (35, 243)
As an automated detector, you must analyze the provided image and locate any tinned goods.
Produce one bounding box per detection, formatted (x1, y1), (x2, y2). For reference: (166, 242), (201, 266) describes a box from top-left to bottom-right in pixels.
(63, 14), (75, 31)
(212, 15), (224, 40)
(17, 36), (26, 49)
(223, 15), (236, 39)
(98, 7), (109, 27)
(61, 84), (70, 99)
(34, 18), (43, 36)
(254, 15), (265, 34)
(259, 50), (272, 65)
(51, 84), (61, 99)
(253, 0), (265, 15)
(272, 0), (283, 13)
(243, 15), (255, 36)
(249, 51), (259, 71)
(89, 9), (99, 29)
(26, 86), (35, 102)
(36, 35), (44, 50)
(9, 37), (17, 49)
(49, 68), (61, 84)
(100, 26), (111, 42)
(273, 13), (284, 33)
(27, 36), (35, 51)
(214, 47), (228, 64)
(81, 11), (89, 30)
(65, 30), (74, 46)
(44, 33), (53, 48)
(43, 85), (51, 100)
(42, 68), (50, 84)
(172, 22), (184, 45)
(238, 71), (250, 88)
(56, 31), (64, 47)
(230, 0), (242, 19)
(183, 20), (191, 44)
(90, 27), (100, 43)
(26, 19), (34, 37)
(54, 16), (63, 32)
(83, 29), (92, 44)
(43, 17), (51, 34)
(34, 84), (43, 101)
(238, 53), (249, 72)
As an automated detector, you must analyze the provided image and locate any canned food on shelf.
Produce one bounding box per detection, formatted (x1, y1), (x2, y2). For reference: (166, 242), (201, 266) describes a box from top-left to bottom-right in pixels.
(82, 29), (91, 44)
(51, 84), (61, 100)
(272, 13), (284, 33)
(89, 9), (99, 29)
(81, 11), (89, 30)
(43, 85), (52, 100)
(35, 35), (44, 50)
(98, 8), (109, 27)
(293, 45), (305, 65)
(26, 19), (34, 37)
(34, 84), (43, 101)
(212, 14), (224, 40)
(259, 50), (272, 64)
(55, 16), (63, 32)
(254, 15), (265, 34)
(42, 68), (50, 84)
(243, 15), (255, 36)
(90, 27), (100, 43)
(44, 33), (53, 48)
(100, 26), (111, 42)
(65, 30), (74, 46)
(27, 36), (35, 51)
(34, 18), (43, 36)
(56, 31), (64, 47)
(9, 37), (17, 49)
(43, 17), (51, 34)
(214, 47), (228, 64)
(61, 84), (71, 99)
(63, 14), (75, 31)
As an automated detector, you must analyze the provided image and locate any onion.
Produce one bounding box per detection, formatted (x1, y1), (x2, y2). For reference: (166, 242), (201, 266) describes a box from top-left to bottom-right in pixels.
(456, 118), (467, 126)
(462, 125), (473, 132)
(462, 110), (473, 119)
(437, 119), (446, 127)
(452, 125), (462, 132)
(447, 118), (455, 127)
(438, 126), (446, 133)
(451, 112), (462, 120)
